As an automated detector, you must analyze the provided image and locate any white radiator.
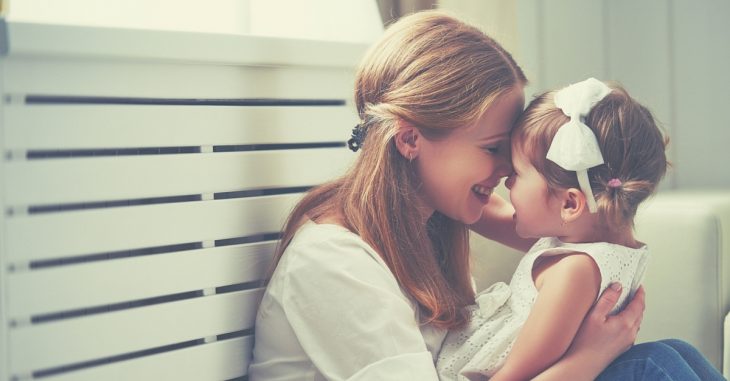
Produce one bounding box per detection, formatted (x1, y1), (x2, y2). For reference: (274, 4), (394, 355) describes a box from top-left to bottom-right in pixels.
(0, 20), (365, 381)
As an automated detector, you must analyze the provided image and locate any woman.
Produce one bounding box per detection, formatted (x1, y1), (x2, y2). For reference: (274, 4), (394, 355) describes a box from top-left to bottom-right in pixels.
(249, 10), (720, 380)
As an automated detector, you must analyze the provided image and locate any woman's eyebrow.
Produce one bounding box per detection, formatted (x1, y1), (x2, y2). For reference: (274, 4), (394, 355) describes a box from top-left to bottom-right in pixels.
(478, 132), (510, 142)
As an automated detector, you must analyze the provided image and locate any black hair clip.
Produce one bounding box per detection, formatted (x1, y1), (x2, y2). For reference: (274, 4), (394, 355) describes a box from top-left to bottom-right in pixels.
(347, 123), (369, 152)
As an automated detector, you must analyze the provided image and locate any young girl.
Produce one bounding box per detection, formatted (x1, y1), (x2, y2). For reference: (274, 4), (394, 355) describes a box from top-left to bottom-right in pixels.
(438, 78), (723, 380)
(249, 11), (717, 381)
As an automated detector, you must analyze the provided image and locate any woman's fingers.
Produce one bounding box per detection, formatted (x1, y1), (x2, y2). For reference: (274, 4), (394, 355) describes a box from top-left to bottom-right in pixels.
(621, 286), (646, 331)
(590, 283), (622, 321)
(606, 285), (645, 345)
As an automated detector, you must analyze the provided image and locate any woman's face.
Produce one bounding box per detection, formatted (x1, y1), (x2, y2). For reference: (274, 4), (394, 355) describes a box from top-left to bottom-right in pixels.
(415, 86), (525, 224)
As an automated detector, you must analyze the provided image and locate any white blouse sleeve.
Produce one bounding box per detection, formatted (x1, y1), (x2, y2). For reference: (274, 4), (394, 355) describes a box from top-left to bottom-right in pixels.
(279, 231), (440, 381)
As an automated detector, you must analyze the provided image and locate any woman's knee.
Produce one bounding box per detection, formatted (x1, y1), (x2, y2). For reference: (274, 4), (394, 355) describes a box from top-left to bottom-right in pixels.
(598, 341), (701, 381)
(619, 341), (678, 361)
(656, 339), (726, 380)
(657, 338), (696, 353)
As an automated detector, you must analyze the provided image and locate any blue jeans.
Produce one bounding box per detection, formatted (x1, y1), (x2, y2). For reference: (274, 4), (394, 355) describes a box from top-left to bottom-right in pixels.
(597, 339), (725, 380)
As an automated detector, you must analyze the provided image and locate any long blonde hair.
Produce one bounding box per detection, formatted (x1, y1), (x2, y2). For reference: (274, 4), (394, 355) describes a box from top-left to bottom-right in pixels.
(275, 10), (526, 329)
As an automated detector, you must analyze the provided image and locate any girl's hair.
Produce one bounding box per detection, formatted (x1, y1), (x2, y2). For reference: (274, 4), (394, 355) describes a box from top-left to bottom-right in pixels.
(512, 83), (668, 230)
(273, 10), (526, 329)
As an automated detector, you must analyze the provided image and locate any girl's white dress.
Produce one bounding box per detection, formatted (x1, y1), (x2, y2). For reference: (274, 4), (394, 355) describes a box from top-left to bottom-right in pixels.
(436, 237), (649, 380)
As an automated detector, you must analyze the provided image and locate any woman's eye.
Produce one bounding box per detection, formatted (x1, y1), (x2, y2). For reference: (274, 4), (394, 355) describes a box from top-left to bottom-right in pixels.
(482, 146), (500, 154)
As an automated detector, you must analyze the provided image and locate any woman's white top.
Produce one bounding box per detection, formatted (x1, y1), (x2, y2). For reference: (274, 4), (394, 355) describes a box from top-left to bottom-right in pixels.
(437, 237), (649, 380)
(248, 221), (447, 381)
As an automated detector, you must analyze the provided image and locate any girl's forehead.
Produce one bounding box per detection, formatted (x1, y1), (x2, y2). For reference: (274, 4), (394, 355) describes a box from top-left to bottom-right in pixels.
(511, 146), (532, 167)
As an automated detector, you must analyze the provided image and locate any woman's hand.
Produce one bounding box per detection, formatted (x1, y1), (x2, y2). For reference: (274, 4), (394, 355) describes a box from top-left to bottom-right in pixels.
(567, 284), (645, 364)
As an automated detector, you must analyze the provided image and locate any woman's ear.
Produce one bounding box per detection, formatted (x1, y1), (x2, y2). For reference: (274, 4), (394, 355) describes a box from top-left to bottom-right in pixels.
(394, 120), (421, 160)
(560, 188), (587, 223)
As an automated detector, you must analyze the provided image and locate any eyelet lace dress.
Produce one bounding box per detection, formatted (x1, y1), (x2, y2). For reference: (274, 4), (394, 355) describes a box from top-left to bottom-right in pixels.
(436, 237), (649, 380)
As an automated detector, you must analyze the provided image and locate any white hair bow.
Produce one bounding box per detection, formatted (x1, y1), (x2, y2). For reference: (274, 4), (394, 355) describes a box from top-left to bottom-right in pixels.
(546, 77), (611, 213)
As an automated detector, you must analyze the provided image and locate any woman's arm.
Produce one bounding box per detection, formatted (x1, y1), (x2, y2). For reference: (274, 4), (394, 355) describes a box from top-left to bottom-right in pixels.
(470, 193), (536, 252)
(531, 285), (645, 381)
(489, 254), (601, 381)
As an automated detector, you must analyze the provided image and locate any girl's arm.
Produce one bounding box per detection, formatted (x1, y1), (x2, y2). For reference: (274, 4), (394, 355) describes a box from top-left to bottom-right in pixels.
(490, 253), (601, 381)
(470, 193), (536, 252)
(531, 285), (644, 381)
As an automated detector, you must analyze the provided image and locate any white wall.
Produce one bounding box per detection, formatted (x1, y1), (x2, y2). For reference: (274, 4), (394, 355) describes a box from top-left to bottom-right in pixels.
(248, 0), (382, 42)
(5, 0), (383, 43)
(6, 0), (251, 34)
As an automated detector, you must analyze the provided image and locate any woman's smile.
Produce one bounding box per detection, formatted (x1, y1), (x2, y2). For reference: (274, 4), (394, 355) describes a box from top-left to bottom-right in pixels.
(472, 184), (494, 203)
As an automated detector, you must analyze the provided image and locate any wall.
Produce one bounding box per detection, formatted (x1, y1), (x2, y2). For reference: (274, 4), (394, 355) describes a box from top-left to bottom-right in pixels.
(4, 0), (383, 43)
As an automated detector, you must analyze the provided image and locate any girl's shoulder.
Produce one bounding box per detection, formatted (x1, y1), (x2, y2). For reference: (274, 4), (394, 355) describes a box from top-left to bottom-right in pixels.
(528, 237), (648, 261)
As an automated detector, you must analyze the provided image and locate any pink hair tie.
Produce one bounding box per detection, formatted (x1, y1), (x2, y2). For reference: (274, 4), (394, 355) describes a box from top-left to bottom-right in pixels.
(607, 178), (623, 188)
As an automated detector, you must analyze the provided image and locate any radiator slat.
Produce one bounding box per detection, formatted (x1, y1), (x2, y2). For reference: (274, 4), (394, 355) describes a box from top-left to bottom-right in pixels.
(3, 58), (354, 99)
(8, 241), (276, 318)
(5, 105), (356, 150)
(6, 194), (300, 262)
(40, 336), (253, 381)
(9, 289), (262, 374)
(6, 148), (353, 205)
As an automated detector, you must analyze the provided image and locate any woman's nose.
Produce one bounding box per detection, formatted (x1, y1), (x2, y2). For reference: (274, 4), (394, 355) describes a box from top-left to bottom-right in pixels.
(505, 173), (515, 189)
(495, 151), (513, 178)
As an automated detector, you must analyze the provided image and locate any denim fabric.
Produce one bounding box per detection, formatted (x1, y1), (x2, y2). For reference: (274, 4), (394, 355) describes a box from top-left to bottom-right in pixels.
(597, 339), (725, 381)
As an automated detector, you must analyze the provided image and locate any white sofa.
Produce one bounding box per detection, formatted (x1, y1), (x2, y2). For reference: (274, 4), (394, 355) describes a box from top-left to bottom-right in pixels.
(471, 189), (730, 377)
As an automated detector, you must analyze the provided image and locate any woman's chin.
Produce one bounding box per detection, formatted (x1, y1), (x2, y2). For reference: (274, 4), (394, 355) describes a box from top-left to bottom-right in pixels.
(442, 203), (484, 225)
(462, 211), (483, 225)
(515, 226), (539, 239)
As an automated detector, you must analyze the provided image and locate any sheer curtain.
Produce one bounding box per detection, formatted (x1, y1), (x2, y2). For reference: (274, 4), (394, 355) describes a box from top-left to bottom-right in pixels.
(376, 0), (437, 24)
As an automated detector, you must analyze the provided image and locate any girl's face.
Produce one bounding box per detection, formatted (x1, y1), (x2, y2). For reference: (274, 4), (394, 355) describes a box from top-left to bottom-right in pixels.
(415, 86), (524, 224)
(504, 147), (563, 238)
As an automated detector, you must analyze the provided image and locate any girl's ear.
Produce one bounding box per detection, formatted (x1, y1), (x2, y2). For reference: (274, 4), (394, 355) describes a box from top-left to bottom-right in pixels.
(560, 188), (587, 223)
(394, 120), (421, 160)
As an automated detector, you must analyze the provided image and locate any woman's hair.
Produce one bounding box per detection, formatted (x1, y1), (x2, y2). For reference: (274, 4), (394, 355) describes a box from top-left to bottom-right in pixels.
(512, 83), (668, 230)
(274, 10), (526, 329)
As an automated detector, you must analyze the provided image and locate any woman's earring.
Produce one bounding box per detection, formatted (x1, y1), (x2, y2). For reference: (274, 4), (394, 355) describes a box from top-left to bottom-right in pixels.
(408, 152), (414, 162)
